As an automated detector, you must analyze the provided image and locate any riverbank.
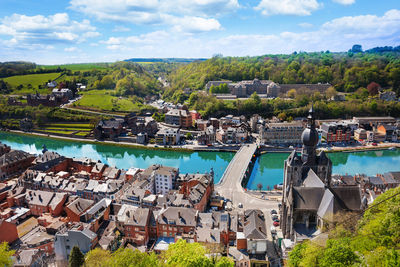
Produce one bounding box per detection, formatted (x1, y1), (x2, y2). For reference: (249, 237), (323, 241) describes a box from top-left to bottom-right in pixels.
(1, 130), (240, 153)
(320, 143), (400, 153)
(2, 130), (193, 152)
(259, 143), (400, 154)
(0, 131), (235, 182)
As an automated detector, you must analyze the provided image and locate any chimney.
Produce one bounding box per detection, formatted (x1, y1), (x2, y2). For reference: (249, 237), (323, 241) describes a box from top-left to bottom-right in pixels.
(178, 211), (181, 218)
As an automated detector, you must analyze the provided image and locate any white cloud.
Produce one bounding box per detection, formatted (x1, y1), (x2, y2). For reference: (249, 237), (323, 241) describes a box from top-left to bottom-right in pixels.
(112, 26), (131, 32)
(255, 0), (321, 16)
(69, 0), (238, 32)
(332, 0), (355, 5)
(0, 13), (99, 49)
(100, 9), (400, 59)
(171, 16), (221, 32)
(299, 22), (313, 28)
(64, 46), (79, 52)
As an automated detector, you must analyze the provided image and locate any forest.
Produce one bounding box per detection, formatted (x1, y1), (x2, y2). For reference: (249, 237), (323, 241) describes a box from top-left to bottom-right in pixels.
(164, 47), (400, 100)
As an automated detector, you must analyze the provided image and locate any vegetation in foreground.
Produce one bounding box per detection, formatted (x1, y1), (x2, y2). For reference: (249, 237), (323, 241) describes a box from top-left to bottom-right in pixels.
(288, 186), (400, 267)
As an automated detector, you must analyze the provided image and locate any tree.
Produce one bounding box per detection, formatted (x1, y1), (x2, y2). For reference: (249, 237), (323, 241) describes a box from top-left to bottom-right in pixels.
(287, 89), (297, 98)
(163, 239), (212, 267)
(257, 183), (263, 191)
(277, 112), (287, 121)
(320, 239), (359, 267)
(367, 82), (381, 96)
(107, 248), (159, 267)
(215, 257), (234, 267)
(0, 242), (15, 267)
(351, 44), (363, 53)
(325, 87), (337, 99)
(250, 92), (261, 105)
(186, 132), (193, 140)
(85, 248), (111, 267)
(69, 246), (85, 267)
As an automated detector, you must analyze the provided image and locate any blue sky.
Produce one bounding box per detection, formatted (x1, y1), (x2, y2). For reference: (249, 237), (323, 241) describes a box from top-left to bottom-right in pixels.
(0, 0), (399, 64)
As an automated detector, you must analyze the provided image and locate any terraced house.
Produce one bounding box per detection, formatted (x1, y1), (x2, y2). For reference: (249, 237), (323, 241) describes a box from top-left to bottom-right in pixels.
(0, 150), (35, 180)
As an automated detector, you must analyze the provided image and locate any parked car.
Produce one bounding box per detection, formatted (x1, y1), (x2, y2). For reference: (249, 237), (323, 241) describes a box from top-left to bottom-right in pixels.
(273, 217), (280, 223)
(272, 215), (279, 220)
(273, 221), (280, 227)
(270, 209), (277, 215)
(238, 203), (243, 208)
(372, 143), (378, 146)
(270, 226), (277, 235)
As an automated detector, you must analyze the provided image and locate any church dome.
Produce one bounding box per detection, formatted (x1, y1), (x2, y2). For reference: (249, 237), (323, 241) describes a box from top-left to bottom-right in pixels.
(301, 127), (319, 146)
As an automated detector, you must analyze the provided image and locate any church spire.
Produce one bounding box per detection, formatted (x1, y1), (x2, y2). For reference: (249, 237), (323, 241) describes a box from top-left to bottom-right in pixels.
(301, 105), (319, 165)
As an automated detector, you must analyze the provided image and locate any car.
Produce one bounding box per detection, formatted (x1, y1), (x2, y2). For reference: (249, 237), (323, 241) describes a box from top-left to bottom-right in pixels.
(270, 226), (277, 235)
(272, 215), (279, 220)
(273, 221), (280, 227)
(372, 143), (378, 146)
(273, 217), (280, 222)
(270, 209), (277, 215)
(238, 203), (243, 208)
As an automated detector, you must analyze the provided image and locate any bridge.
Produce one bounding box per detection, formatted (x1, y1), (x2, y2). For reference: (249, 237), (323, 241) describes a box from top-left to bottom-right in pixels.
(215, 143), (277, 209)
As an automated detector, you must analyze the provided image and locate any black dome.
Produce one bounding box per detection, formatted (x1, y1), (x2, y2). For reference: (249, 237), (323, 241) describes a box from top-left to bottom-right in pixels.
(301, 127), (319, 146)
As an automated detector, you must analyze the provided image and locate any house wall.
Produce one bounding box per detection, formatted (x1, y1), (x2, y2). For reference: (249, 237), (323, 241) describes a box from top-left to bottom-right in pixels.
(29, 204), (49, 216)
(0, 221), (18, 243)
(50, 195), (67, 217)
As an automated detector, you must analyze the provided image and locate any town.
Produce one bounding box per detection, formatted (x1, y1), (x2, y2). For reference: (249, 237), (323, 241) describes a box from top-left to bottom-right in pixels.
(0, 102), (399, 266)
(5, 78), (400, 152)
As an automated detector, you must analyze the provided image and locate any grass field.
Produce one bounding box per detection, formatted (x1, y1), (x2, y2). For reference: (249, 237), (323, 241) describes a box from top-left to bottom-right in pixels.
(3, 73), (62, 87)
(39, 63), (110, 71)
(74, 90), (143, 112)
(37, 122), (92, 136)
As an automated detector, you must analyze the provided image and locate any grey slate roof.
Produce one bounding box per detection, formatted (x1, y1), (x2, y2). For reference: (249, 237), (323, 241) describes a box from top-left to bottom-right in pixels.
(303, 169), (325, 188)
(67, 198), (95, 215)
(243, 209), (267, 240)
(293, 187), (325, 210)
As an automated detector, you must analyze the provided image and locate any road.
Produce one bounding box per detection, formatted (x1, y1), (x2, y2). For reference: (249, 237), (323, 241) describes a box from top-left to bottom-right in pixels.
(215, 144), (281, 266)
(215, 144), (278, 210)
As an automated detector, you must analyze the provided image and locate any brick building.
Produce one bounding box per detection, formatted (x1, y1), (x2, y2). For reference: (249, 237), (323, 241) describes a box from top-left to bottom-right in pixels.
(0, 150), (35, 180)
(320, 122), (352, 143)
(260, 122), (304, 144)
(65, 198), (95, 222)
(156, 207), (197, 238)
(116, 205), (151, 246)
(0, 219), (18, 243)
(165, 109), (192, 128)
(26, 190), (55, 216)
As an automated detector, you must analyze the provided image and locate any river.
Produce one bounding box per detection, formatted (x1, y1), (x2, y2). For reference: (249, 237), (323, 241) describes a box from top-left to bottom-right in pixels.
(1, 132), (399, 190)
(0, 132), (234, 182)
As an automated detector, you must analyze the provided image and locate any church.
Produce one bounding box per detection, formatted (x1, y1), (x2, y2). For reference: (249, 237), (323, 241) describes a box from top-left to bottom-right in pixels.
(281, 106), (366, 241)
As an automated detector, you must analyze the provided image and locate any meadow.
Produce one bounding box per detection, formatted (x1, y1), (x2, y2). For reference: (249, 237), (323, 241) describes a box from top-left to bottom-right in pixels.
(3, 72), (62, 88)
(73, 90), (143, 112)
(39, 63), (110, 71)
(37, 122), (93, 137)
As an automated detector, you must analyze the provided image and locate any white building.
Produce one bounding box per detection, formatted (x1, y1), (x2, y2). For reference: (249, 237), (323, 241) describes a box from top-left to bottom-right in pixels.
(153, 166), (179, 195)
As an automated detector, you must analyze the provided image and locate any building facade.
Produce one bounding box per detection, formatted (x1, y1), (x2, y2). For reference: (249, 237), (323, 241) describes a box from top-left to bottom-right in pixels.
(260, 122), (304, 144)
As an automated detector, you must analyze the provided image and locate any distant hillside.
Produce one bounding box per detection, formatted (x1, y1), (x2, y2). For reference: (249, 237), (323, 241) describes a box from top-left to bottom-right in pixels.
(165, 49), (400, 98)
(125, 58), (207, 63)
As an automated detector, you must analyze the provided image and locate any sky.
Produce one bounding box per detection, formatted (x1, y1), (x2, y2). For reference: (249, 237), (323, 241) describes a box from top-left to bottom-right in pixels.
(0, 0), (399, 64)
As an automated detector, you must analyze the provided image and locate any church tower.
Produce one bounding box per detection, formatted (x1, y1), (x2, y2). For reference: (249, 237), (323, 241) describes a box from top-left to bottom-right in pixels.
(281, 106), (332, 238)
